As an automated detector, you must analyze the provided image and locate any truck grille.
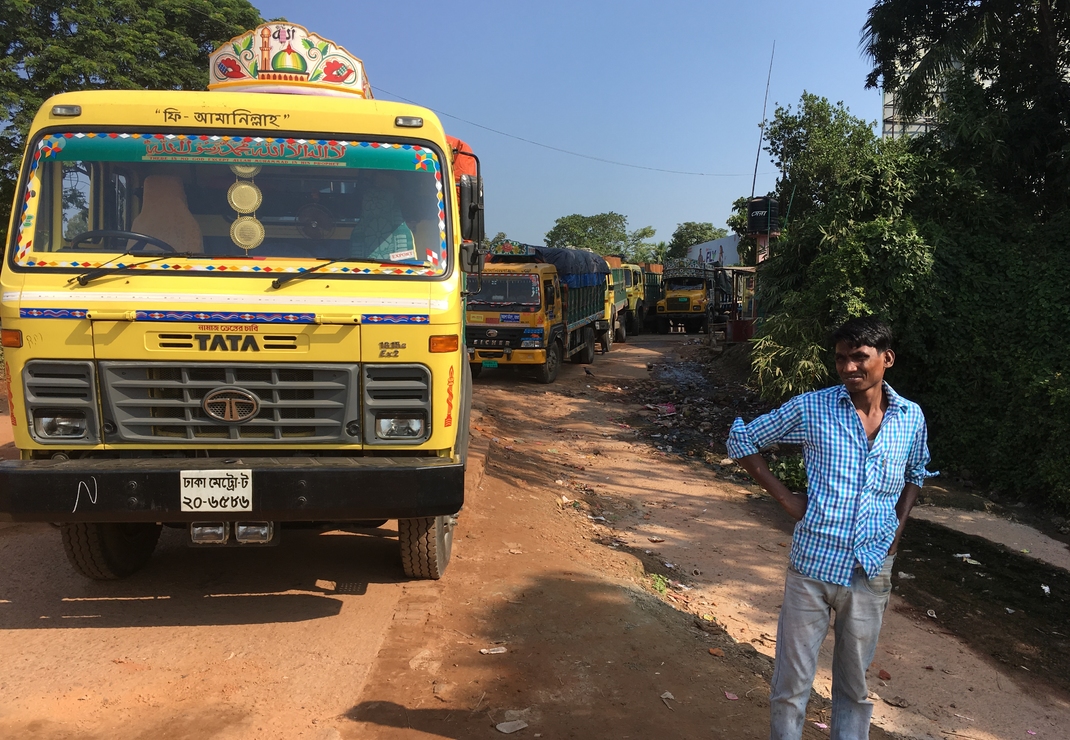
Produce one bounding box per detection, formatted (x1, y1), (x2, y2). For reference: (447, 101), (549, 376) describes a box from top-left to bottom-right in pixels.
(668, 296), (691, 311)
(466, 326), (528, 348)
(99, 362), (360, 443)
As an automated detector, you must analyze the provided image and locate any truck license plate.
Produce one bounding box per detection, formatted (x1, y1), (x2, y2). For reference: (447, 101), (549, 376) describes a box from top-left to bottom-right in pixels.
(180, 469), (253, 512)
(481, 360), (499, 368)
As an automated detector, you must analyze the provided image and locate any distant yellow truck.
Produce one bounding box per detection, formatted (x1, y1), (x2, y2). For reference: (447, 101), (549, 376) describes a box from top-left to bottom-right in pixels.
(621, 262), (646, 335)
(0, 23), (481, 580)
(655, 259), (731, 334)
(466, 243), (610, 383)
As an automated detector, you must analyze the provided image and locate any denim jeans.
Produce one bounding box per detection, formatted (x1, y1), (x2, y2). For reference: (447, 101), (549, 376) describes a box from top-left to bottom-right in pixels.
(769, 554), (895, 740)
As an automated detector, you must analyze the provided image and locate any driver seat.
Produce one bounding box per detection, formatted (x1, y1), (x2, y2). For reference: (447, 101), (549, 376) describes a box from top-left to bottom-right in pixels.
(130, 175), (203, 253)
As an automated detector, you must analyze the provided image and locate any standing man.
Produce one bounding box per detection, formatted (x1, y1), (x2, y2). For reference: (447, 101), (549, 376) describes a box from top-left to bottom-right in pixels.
(727, 317), (933, 740)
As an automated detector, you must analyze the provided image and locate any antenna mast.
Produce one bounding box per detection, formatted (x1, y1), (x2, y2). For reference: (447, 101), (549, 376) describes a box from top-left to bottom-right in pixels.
(751, 41), (775, 198)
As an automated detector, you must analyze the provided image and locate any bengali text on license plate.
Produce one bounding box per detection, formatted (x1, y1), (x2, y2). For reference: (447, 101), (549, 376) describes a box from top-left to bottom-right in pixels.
(180, 469), (252, 512)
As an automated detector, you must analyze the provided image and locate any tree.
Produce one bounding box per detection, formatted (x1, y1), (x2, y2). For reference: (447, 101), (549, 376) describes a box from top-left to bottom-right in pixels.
(666, 222), (727, 259)
(750, 94), (934, 401)
(544, 212), (655, 260)
(726, 196), (759, 266)
(482, 231), (510, 249)
(763, 93), (877, 224)
(862, 0), (1070, 213)
(0, 0), (264, 244)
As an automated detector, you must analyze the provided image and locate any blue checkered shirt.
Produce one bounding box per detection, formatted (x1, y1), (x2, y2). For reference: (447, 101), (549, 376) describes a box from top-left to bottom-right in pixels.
(727, 382), (934, 586)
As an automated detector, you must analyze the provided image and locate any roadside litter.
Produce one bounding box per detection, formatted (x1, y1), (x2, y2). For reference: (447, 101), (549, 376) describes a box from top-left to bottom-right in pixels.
(496, 720), (528, 734)
(480, 647), (507, 655)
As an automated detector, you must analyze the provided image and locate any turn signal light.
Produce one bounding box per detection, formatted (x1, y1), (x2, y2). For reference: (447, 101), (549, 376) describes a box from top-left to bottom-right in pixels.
(1, 329), (22, 348)
(429, 334), (459, 353)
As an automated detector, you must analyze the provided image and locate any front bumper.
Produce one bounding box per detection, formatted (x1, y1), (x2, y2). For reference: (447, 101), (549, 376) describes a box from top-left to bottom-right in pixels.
(0, 456), (464, 523)
(467, 348), (547, 366)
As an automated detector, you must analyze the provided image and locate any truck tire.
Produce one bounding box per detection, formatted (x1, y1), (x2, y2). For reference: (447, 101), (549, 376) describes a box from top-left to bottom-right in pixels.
(631, 307), (643, 336)
(571, 327), (596, 364)
(614, 318), (627, 343)
(534, 340), (562, 384)
(399, 514), (454, 579)
(600, 327), (613, 354)
(61, 522), (162, 580)
(469, 362), (483, 379)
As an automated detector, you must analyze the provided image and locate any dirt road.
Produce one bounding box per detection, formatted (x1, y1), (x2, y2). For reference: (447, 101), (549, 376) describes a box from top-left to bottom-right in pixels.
(1, 334), (1067, 739)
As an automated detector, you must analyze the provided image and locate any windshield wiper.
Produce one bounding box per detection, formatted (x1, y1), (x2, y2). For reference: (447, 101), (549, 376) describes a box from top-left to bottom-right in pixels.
(270, 257), (394, 289)
(70, 251), (194, 287)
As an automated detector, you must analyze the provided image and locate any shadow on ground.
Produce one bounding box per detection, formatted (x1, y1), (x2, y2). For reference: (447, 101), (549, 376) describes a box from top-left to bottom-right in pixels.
(0, 524), (405, 629)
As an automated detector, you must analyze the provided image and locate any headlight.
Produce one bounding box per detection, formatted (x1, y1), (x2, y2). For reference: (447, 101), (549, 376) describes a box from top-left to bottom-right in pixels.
(33, 410), (88, 438)
(657, 305), (665, 312)
(375, 414), (426, 440)
(521, 339), (543, 348)
(693, 305), (702, 311)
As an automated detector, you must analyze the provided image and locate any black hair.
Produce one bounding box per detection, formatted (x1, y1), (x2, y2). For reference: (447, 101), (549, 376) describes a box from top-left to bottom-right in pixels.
(830, 316), (894, 353)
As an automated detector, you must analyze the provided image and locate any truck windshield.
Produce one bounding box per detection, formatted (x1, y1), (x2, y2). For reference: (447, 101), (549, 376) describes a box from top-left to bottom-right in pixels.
(665, 277), (705, 291)
(12, 132), (448, 277)
(467, 275), (540, 309)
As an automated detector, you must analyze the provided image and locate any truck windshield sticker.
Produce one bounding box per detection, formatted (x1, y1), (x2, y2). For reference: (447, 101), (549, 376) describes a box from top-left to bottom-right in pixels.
(14, 133), (448, 277)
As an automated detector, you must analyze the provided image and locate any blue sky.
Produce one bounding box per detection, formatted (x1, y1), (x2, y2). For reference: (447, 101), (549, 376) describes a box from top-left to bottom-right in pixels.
(253, 0), (881, 245)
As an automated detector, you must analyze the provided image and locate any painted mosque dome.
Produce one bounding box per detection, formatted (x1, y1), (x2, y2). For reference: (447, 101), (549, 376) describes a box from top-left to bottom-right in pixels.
(271, 47), (307, 74)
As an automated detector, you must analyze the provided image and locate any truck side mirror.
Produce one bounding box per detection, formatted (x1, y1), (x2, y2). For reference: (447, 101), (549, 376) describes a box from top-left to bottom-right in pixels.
(458, 174), (484, 245)
(459, 240), (482, 274)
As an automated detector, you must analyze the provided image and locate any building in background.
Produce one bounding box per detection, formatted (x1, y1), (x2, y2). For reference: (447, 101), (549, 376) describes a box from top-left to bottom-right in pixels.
(882, 88), (935, 139)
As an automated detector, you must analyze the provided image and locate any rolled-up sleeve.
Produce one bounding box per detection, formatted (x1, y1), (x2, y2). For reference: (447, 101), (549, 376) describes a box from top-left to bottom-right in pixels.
(727, 395), (806, 460)
(905, 416), (937, 487)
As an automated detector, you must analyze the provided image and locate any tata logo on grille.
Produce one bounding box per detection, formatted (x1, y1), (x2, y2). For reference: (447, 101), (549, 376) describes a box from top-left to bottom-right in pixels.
(202, 388), (260, 423)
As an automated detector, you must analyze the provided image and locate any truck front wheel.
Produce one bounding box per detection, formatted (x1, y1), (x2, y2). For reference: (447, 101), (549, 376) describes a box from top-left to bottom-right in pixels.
(614, 317), (627, 343)
(61, 522), (162, 580)
(399, 514), (454, 579)
(469, 363), (483, 379)
(534, 340), (562, 384)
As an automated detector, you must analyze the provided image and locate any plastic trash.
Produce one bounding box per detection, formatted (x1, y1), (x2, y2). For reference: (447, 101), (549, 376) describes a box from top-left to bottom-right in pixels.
(953, 553), (971, 559)
(496, 720), (528, 734)
(480, 647), (507, 655)
(724, 691), (739, 701)
(926, 609), (937, 618)
(660, 691), (675, 700)
(898, 572), (916, 580)
(1042, 584), (1051, 596)
(814, 722), (828, 729)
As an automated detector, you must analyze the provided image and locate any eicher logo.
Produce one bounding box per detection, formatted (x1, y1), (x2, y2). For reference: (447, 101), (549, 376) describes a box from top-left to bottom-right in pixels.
(195, 334), (260, 352)
(444, 366), (455, 428)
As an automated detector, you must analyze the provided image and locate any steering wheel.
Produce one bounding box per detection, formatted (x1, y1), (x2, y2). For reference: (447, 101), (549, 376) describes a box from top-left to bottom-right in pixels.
(70, 230), (177, 253)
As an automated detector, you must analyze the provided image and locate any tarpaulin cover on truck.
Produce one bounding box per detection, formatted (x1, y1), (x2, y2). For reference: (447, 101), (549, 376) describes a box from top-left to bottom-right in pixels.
(487, 243), (609, 288)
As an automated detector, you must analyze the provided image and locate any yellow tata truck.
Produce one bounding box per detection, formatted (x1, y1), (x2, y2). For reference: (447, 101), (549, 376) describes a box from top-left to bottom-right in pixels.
(466, 242), (610, 384)
(603, 264), (629, 348)
(620, 262), (646, 335)
(655, 258), (730, 334)
(0, 23), (482, 580)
